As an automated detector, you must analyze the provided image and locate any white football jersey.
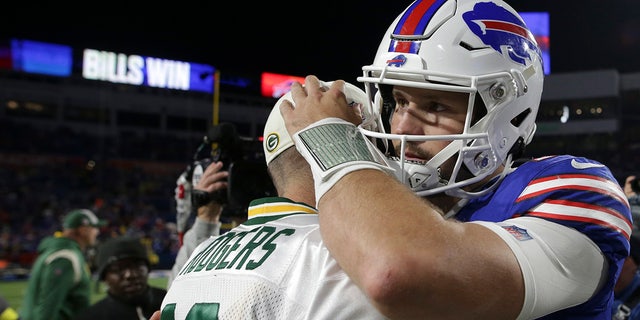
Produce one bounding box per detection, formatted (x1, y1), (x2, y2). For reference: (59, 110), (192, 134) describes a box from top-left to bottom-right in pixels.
(161, 197), (387, 320)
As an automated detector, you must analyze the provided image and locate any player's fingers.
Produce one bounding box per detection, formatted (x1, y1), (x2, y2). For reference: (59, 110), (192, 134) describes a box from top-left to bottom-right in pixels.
(324, 79), (349, 104)
(330, 79), (346, 95)
(280, 96), (304, 137)
(303, 75), (321, 92)
(288, 81), (306, 107)
(280, 99), (295, 113)
(305, 75), (328, 101)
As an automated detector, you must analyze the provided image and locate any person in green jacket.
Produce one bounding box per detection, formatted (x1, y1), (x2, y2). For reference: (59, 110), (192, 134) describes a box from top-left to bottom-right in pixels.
(20, 209), (106, 320)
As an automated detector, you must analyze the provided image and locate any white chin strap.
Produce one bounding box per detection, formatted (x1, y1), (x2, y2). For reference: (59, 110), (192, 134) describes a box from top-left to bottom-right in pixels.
(393, 138), (465, 197)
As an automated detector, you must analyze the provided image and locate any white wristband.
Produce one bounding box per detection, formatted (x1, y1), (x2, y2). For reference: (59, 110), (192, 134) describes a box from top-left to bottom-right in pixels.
(293, 118), (395, 204)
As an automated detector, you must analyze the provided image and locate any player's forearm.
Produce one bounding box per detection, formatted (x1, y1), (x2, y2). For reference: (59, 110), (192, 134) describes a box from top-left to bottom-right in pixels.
(317, 170), (523, 319)
(317, 170), (442, 314)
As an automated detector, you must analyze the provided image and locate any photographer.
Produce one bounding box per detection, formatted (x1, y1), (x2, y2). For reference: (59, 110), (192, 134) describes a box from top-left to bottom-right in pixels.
(168, 138), (230, 289)
(168, 161), (226, 288)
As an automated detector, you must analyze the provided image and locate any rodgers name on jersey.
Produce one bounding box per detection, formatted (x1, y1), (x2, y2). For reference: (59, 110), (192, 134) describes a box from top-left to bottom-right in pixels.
(179, 226), (296, 275)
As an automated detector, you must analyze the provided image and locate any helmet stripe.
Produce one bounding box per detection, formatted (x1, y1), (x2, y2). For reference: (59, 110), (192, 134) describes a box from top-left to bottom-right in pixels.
(390, 0), (446, 53)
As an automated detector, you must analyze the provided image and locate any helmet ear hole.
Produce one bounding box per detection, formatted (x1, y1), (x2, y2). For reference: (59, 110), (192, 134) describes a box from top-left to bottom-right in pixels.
(505, 108), (533, 160)
(511, 108), (533, 128)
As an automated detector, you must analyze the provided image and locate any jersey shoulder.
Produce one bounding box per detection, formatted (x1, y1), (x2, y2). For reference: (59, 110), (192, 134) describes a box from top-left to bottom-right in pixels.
(518, 155), (612, 176)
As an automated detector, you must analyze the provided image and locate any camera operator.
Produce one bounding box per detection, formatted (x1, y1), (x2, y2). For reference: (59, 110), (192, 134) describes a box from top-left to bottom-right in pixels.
(167, 135), (229, 288)
(168, 159), (228, 289)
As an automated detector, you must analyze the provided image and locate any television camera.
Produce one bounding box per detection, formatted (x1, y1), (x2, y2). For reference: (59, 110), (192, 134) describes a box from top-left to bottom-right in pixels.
(183, 122), (276, 217)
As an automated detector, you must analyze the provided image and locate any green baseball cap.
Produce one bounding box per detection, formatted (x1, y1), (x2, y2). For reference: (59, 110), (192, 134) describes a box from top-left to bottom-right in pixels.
(63, 209), (107, 229)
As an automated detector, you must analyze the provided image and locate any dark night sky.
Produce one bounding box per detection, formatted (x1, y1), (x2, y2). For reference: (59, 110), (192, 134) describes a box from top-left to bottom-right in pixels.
(5, 1), (640, 82)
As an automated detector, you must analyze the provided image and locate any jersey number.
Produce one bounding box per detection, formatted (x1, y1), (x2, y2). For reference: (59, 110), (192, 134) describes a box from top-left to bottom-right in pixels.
(161, 303), (220, 320)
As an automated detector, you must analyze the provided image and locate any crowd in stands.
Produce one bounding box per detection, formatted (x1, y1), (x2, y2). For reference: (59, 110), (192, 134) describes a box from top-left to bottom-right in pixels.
(0, 118), (202, 276)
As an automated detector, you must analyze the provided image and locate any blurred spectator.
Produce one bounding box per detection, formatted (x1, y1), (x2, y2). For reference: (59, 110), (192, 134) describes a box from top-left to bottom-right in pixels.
(20, 209), (106, 320)
(625, 175), (640, 231)
(0, 155), (182, 272)
(73, 236), (166, 320)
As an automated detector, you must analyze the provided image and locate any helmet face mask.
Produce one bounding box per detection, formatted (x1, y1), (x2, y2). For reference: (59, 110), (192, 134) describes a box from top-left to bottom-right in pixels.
(357, 0), (544, 198)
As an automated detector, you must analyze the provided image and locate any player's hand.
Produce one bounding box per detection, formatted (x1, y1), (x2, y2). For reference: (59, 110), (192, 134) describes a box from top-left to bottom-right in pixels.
(280, 75), (363, 136)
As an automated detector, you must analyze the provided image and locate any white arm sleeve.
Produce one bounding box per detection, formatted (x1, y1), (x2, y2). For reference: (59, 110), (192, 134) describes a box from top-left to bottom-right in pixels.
(472, 217), (607, 319)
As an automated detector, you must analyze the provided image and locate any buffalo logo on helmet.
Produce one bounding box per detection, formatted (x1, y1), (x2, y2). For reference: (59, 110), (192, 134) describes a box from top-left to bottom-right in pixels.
(386, 54), (408, 67)
(463, 2), (542, 66)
